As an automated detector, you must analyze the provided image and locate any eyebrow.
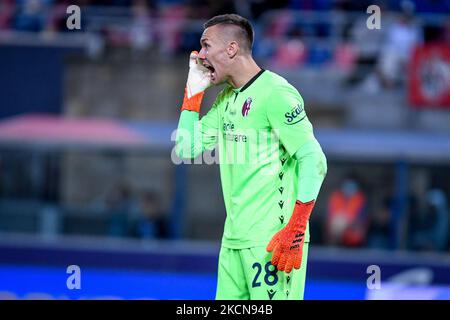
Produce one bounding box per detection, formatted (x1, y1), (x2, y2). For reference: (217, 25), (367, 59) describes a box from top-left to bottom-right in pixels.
(200, 38), (209, 45)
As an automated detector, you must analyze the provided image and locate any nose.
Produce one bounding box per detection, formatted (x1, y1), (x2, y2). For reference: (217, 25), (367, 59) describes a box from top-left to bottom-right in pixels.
(198, 48), (207, 60)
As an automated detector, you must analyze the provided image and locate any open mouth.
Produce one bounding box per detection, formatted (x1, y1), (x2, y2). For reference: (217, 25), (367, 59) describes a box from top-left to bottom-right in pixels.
(202, 62), (216, 80)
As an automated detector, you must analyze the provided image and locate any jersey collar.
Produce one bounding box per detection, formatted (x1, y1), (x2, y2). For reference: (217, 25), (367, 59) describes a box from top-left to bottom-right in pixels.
(232, 69), (266, 93)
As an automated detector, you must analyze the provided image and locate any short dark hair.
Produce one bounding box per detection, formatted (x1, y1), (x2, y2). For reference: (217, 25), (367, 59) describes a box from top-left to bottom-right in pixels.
(204, 14), (254, 52)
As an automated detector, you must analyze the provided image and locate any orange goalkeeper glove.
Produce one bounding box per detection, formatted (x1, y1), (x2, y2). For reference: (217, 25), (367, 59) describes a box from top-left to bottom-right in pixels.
(180, 50), (212, 113)
(266, 199), (315, 273)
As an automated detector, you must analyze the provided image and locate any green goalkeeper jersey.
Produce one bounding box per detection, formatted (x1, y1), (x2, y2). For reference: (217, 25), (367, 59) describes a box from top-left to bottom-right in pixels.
(176, 70), (317, 249)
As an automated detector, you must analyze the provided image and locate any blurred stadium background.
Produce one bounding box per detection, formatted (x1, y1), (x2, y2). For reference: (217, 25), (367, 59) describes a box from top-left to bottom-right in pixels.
(0, 0), (450, 300)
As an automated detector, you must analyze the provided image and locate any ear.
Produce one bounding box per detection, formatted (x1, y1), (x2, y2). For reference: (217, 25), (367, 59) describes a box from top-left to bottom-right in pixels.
(227, 41), (238, 58)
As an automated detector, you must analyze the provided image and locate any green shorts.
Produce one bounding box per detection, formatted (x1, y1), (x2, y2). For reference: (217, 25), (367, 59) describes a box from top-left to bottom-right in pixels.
(215, 243), (309, 300)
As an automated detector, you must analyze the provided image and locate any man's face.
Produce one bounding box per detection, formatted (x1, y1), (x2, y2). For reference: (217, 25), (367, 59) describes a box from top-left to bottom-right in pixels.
(198, 25), (231, 85)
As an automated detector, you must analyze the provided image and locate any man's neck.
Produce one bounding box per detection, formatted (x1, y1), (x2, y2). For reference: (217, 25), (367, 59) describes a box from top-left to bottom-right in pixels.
(227, 56), (262, 89)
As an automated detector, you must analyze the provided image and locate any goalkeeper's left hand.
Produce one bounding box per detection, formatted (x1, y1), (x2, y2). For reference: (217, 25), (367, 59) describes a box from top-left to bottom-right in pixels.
(266, 200), (315, 273)
(181, 50), (212, 113)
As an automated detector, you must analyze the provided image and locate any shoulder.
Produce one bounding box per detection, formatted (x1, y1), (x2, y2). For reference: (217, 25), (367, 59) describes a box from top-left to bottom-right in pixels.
(263, 70), (289, 85)
(263, 71), (304, 108)
(216, 85), (233, 102)
(264, 70), (302, 98)
(210, 85), (233, 110)
(263, 70), (292, 88)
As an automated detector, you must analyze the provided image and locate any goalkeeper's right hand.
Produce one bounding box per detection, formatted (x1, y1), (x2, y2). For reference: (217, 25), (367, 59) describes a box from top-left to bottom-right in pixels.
(181, 51), (212, 113)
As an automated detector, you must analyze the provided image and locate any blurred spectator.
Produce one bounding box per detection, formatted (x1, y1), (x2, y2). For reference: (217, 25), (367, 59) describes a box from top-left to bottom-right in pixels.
(13, 0), (49, 32)
(367, 197), (392, 249)
(410, 189), (449, 252)
(46, 0), (73, 33)
(376, 1), (423, 89)
(325, 176), (368, 247)
(129, 0), (154, 54)
(105, 182), (137, 237)
(0, 0), (14, 30)
(158, 2), (188, 55)
(130, 191), (168, 239)
(273, 38), (307, 68)
(333, 43), (358, 72)
(260, 10), (308, 67)
(344, 10), (385, 87)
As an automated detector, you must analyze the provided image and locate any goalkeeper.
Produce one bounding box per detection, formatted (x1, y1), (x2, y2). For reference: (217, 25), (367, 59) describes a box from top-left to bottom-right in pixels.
(175, 14), (327, 300)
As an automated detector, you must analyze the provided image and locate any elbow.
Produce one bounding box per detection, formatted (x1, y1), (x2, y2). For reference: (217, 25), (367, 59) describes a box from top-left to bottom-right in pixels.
(295, 140), (328, 179)
(319, 149), (328, 178)
(174, 126), (202, 160)
(174, 142), (201, 160)
(174, 144), (191, 160)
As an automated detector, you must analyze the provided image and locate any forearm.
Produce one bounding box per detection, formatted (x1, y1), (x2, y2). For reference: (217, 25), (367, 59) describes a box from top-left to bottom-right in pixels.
(282, 139), (327, 231)
(294, 139), (327, 203)
(175, 110), (204, 159)
(175, 50), (213, 159)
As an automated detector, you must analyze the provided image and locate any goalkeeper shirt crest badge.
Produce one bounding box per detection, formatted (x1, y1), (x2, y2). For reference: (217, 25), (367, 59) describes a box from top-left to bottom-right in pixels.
(241, 97), (252, 117)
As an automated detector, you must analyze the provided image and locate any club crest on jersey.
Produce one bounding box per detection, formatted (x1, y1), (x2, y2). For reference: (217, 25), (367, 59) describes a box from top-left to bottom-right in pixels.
(241, 97), (252, 117)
